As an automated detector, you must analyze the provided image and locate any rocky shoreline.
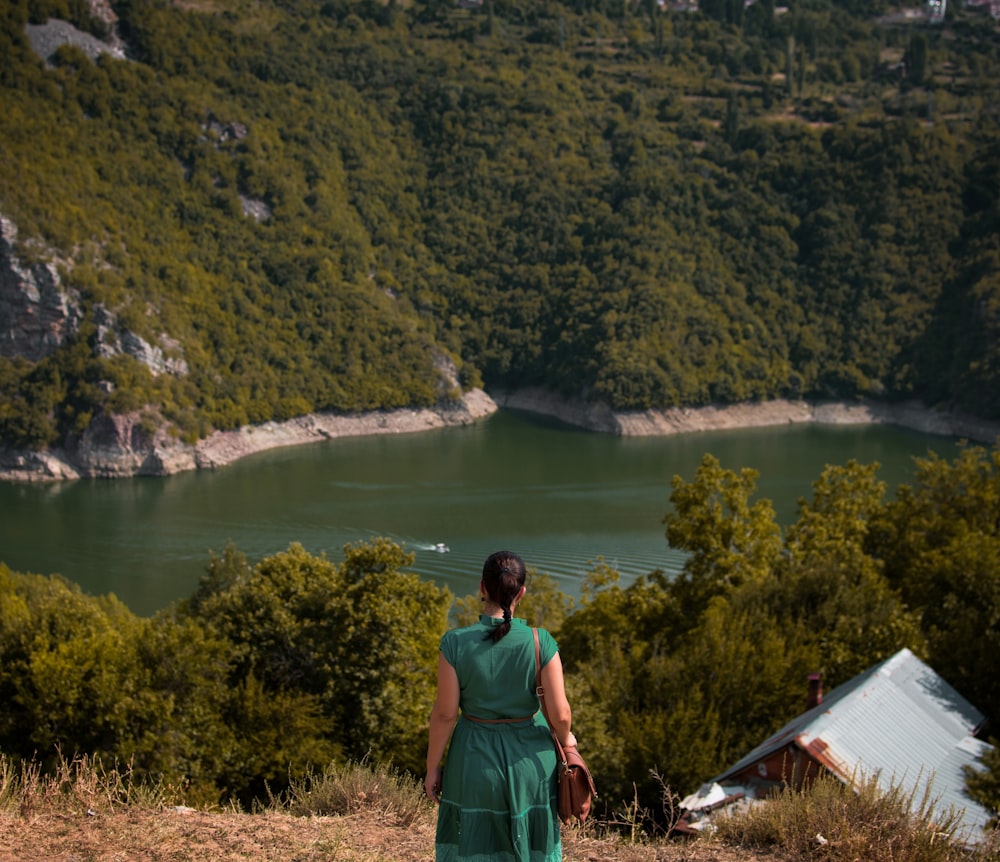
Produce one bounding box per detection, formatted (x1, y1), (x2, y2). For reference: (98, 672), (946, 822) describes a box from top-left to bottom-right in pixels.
(0, 390), (498, 482)
(492, 387), (1000, 442)
(1, 387), (997, 482)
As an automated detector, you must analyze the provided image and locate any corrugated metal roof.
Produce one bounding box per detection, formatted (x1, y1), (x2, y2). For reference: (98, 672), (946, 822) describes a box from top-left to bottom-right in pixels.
(712, 649), (995, 844)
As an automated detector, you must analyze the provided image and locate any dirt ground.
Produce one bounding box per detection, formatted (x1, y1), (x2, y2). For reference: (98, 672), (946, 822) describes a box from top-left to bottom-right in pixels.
(0, 806), (791, 862)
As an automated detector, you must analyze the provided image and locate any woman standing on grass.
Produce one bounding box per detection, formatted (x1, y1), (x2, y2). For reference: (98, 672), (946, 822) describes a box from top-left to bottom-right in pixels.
(424, 550), (577, 862)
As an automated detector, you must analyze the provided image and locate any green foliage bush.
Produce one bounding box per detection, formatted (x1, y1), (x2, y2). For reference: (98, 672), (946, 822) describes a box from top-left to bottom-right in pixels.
(181, 538), (451, 793)
(0, 538), (450, 806)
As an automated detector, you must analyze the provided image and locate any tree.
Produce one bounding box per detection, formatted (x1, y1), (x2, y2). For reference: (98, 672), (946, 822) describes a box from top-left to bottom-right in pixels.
(328, 538), (452, 773)
(664, 453), (782, 620)
(186, 539), (451, 777)
(130, 613), (239, 805)
(0, 567), (146, 770)
(658, 595), (816, 790)
(556, 567), (688, 814)
(0, 565), (236, 803)
(558, 454), (936, 817)
(905, 34), (928, 87)
(773, 460), (925, 685)
(966, 744), (1000, 830)
(190, 542), (345, 693)
(873, 446), (1000, 724)
(217, 672), (336, 806)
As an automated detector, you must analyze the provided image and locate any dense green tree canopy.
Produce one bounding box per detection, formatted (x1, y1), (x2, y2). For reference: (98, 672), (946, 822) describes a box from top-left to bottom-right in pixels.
(0, 538), (451, 804)
(2, 0), (1000, 450)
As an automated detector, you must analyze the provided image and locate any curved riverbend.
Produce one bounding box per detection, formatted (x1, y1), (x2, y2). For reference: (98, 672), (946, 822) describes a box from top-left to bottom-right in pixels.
(0, 410), (968, 616)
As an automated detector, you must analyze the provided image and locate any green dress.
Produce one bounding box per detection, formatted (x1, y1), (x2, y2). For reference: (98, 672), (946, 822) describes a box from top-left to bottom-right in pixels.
(436, 616), (561, 862)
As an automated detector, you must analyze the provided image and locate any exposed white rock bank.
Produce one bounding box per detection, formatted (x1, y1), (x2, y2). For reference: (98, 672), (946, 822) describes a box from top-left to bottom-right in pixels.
(492, 387), (1000, 444)
(0, 389), (498, 482)
(3, 387), (998, 483)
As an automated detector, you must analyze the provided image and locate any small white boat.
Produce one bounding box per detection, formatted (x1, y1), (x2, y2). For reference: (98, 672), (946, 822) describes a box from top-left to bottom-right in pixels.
(434, 542), (450, 553)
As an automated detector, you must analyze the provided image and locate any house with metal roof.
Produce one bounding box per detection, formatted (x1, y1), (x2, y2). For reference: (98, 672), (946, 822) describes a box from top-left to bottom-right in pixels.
(678, 648), (995, 845)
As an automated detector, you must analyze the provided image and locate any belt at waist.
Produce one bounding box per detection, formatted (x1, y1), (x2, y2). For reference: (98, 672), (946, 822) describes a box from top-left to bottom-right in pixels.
(463, 710), (538, 724)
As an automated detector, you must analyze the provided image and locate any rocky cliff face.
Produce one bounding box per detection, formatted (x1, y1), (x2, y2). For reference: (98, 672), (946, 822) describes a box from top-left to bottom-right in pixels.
(0, 217), (83, 362)
(0, 215), (187, 375)
(92, 303), (190, 376)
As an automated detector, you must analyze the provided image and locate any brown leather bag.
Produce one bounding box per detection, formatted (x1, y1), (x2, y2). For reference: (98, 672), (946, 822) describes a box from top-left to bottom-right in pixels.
(533, 628), (598, 824)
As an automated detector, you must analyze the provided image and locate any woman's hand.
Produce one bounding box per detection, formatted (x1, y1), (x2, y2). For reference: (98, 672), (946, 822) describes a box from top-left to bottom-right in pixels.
(425, 766), (443, 803)
(562, 731), (578, 749)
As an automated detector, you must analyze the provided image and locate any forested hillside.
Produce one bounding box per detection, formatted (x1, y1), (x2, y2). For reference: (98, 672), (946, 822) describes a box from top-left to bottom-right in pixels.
(1, 0), (999, 451)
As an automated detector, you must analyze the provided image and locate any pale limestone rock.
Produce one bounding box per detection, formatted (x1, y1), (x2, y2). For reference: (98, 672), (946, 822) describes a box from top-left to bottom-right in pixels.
(193, 390), (498, 470)
(0, 390), (499, 482)
(491, 388), (1000, 444)
(0, 217), (83, 362)
(24, 19), (125, 66)
(490, 387), (618, 432)
(0, 448), (81, 481)
(92, 304), (189, 377)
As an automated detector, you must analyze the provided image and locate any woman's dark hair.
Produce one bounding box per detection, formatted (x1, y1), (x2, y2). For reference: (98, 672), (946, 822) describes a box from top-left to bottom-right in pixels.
(481, 550), (526, 643)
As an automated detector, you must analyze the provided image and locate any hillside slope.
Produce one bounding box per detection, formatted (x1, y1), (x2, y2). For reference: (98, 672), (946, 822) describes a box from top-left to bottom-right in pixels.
(2, 0), (1000, 455)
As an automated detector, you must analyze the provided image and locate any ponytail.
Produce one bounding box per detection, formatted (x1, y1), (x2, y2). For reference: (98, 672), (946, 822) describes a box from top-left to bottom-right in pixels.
(480, 551), (526, 643)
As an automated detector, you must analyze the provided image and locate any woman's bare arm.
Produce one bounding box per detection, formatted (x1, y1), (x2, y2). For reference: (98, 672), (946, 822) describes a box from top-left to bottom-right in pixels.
(540, 651), (576, 748)
(424, 652), (460, 801)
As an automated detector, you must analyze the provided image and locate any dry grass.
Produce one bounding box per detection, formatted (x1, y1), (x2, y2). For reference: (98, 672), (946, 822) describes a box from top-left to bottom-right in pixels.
(0, 755), (996, 862)
(283, 758), (429, 826)
(713, 773), (1000, 862)
(0, 755), (779, 862)
(0, 804), (787, 862)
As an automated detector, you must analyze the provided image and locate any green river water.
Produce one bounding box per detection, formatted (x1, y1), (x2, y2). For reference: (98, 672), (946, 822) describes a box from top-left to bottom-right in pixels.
(0, 409), (962, 616)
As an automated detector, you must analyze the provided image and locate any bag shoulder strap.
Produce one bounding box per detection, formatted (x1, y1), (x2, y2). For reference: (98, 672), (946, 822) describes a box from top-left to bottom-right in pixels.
(533, 627), (544, 697)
